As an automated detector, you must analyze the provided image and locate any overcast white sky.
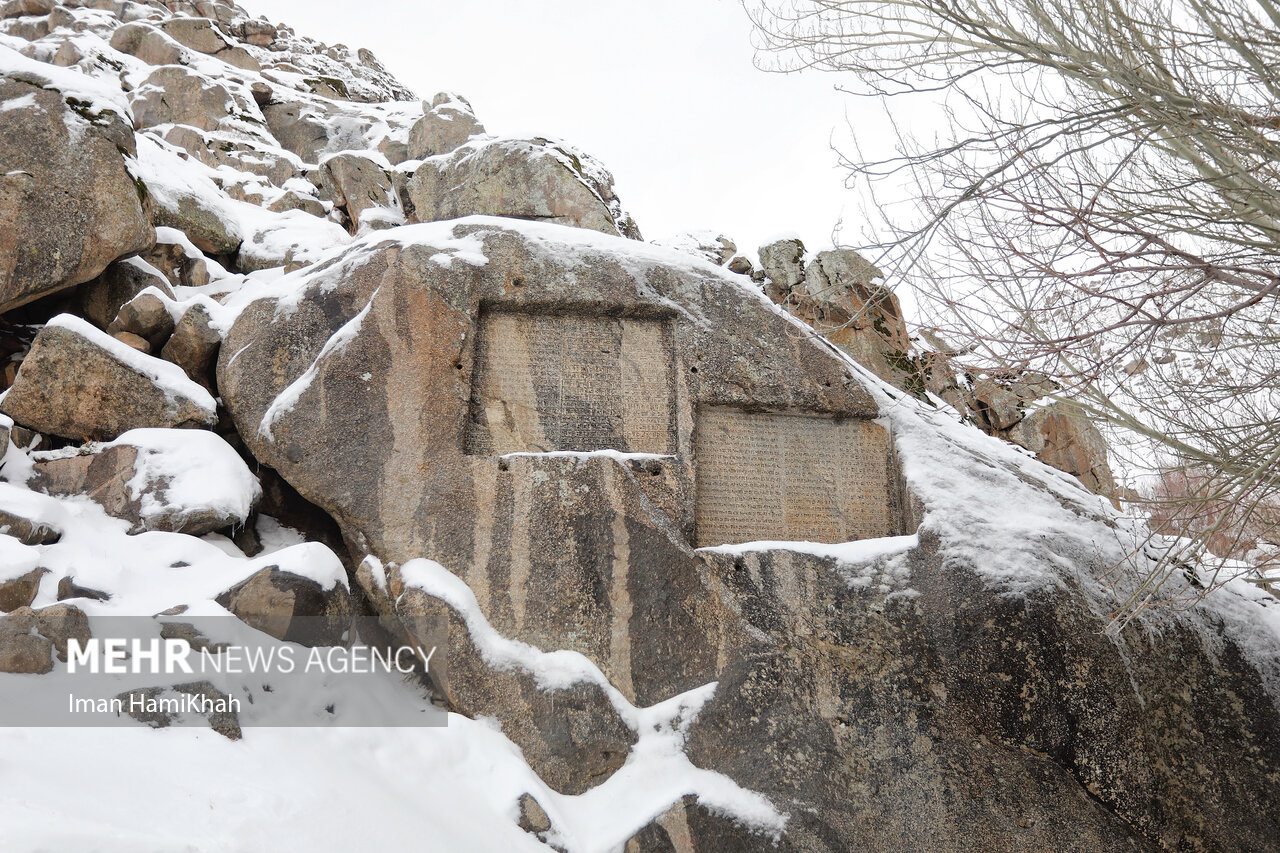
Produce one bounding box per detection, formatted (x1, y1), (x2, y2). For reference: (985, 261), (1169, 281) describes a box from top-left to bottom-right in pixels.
(244, 0), (899, 257)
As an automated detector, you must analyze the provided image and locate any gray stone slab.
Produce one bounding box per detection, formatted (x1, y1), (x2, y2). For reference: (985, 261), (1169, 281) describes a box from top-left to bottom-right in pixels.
(467, 311), (676, 455)
(695, 406), (901, 546)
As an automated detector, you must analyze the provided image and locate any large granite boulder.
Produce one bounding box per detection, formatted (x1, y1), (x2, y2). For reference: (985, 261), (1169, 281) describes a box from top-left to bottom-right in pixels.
(405, 138), (641, 239)
(218, 216), (886, 702)
(0, 315), (217, 441)
(0, 67), (152, 313)
(108, 22), (187, 67)
(218, 216), (907, 799)
(313, 152), (402, 234)
(407, 92), (485, 159)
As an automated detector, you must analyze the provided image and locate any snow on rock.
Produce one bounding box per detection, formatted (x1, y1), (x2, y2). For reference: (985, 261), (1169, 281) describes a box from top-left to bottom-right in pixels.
(111, 427), (261, 531)
(48, 314), (215, 413)
(397, 558), (788, 850)
(0, 315), (217, 441)
(0, 42), (131, 121)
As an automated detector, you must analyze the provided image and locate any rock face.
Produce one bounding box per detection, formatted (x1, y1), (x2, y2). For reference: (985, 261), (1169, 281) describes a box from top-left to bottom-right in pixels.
(219, 216), (894, 690)
(0, 315), (217, 441)
(752, 239), (1121, 499)
(0, 73), (152, 313)
(758, 240), (915, 390)
(2, 4), (1277, 851)
(219, 217), (910, 793)
(406, 139), (641, 239)
(1003, 401), (1117, 497)
(216, 217), (1280, 850)
(677, 539), (1280, 852)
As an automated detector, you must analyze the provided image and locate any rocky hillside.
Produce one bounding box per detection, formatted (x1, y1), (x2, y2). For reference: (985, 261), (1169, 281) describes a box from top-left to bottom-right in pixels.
(1, 2), (1279, 852)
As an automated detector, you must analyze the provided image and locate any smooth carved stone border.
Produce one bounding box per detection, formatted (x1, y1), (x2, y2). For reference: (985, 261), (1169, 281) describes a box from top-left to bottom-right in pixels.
(694, 406), (909, 547)
(466, 309), (678, 455)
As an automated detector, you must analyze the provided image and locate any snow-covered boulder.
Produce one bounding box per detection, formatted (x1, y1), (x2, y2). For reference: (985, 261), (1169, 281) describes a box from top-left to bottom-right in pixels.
(29, 427), (258, 536)
(214, 543), (350, 646)
(313, 152), (402, 235)
(0, 483), (61, 547)
(1, 315), (216, 441)
(397, 577), (636, 795)
(406, 137), (641, 238)
(76, 257), (176, 331)
(0, 538), (44, 610)
(407, 92), (485, 159)
(0, 53), (153, 313)
(757, 235), (806, 295)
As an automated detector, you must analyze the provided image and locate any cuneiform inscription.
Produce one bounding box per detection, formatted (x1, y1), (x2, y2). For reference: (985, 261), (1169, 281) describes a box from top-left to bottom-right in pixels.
(467, 311), (676, 454)
(695, 406), (900, 546)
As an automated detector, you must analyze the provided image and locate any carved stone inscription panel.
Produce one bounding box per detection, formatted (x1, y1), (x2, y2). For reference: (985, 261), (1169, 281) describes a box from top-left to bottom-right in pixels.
(695, 406), (899, 546)
(467, 311), (676, 455)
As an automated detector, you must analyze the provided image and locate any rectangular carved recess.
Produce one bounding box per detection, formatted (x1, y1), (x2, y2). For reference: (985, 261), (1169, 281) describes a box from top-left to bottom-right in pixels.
(695, 406), (907, 547)
(466, 309), (677, 455)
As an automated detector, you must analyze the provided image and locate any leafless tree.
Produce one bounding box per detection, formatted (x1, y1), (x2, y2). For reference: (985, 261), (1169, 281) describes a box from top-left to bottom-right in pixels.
(746, 0), (1280, 618)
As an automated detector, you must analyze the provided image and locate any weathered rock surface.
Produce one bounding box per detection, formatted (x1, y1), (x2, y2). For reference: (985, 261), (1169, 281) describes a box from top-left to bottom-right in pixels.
(215, 558), (350, 647)
(758, 236), (806, 298)
(160, 303), (221, 390)
(77, 258), (176, 331)
(1003, 401), (1117, 497)
(0, 620), (51, 674)
(314, 152), (401, 234)
(407, 93), (485, 159)
(1, 316), (216, 441)
(762, 244), (916, 389)
(216, 216), (1280, 851)
(108, 22), (187, 67)
(30, 428), (258, 536)
(0, 567), (45, 612)
(0, 604), (88, 673)
(679, 539), (1280, 852)
(396, 582), (637, 795)
(157, 17), (258, 69)
(0, 75), (152, 313)
(753, 237), (1121, 499)
(218, 217), (903, 798)
(129, 65), (247, 134)
(406, 139), (641, 238)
